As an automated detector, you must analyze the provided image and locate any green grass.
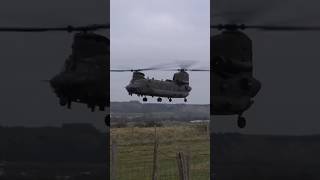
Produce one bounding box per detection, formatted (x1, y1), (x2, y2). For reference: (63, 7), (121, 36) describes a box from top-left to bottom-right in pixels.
(110, 124), (210, 180)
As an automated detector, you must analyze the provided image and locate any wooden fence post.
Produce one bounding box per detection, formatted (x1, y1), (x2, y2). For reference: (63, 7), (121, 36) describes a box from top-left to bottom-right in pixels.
(106, 113), (110, 180)
(176, 151), (190, 180)
(111, 140), (117, 180)
(152, 126), (159, 180)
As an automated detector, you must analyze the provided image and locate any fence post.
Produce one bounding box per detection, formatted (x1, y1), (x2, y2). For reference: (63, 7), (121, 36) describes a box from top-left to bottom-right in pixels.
(186, 149), (190, 179)
(152, 125), (159, 180)
(111, 139), (117, 180)
(176, 151), (190, 180)
(106, 114), (110, 180)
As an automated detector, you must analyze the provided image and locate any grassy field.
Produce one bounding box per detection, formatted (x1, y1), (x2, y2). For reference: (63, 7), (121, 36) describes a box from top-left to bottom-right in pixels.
(110, 124), (210, 180)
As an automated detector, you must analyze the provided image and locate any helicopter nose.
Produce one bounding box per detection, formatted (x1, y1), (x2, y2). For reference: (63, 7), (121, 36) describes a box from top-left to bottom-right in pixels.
(49, 75), (61, 88)
(49, 74), (73, 89)
(126, 85), (138, 93)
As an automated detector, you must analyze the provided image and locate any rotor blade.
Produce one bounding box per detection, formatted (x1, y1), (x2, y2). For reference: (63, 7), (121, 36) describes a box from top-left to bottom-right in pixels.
(0, 24), (109, 32)
(248, 25), (320, 31)
(110, 67), (161, 72)
(161, 68), (209, 72)
(110, 69), (132, 72)
(110, 61), (184, 72)
(188, 69), (210, 72)
(211, 24), (320, 31)
(169, 60), (196, 69)
(212, 0), (282, 24)
(135, 67), (160, 71)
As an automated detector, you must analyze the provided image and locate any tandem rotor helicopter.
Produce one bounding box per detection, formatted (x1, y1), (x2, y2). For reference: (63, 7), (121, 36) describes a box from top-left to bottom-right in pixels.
(211, 11), (320, 128)
(111, 61), (209, 103)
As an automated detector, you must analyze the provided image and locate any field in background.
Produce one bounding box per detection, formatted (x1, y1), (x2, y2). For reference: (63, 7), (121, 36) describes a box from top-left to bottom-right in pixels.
(110, 124), (210, 180)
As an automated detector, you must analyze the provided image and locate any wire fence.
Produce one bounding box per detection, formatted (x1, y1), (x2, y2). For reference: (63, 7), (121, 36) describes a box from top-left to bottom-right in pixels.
(113, 151), (209, 180)
(110, 125), (210, 180)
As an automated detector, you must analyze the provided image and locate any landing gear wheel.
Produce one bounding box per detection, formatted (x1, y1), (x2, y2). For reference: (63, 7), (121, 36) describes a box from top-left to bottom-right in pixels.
(237, 116), (246, 128)
(143, 97), (148, 102)
(157, 97), (162, 102)
(184, 98), (187, 102)
(59, 98), (67, 106)
(99, 105), (105, 111)
(90, 105), (95, 112)
(169, 98), (172, 102)
(67, 100), (72, 109)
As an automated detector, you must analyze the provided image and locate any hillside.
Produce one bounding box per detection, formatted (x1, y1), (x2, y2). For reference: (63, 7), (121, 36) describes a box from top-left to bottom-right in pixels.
(111, 101), (210, 122)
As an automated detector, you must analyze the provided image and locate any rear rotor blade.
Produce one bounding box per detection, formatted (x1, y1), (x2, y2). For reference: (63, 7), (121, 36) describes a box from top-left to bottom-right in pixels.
(212, 0), (282, 24)
(174, 60), (197, 69)
(248, 25), (320, 31)
(110, 61), (195, 72)
(161, 68), (209, 72)
(211, 24), (320, 31)
(188, 69), (210, 72)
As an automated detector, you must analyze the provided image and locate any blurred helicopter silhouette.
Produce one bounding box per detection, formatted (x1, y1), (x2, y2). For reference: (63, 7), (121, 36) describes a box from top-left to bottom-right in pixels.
(0, 24), (110, 113)
(50, 32), (109, 112)
(211, 13), (320, 128)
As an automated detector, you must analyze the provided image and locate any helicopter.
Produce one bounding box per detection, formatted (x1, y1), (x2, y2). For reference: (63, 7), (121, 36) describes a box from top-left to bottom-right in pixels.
(0, 24), (110, 113)
(211, 23), (320, 128)
(50, 32), (109, 112)
(211, 24), (261, 128)
(111, 62), (209, 103)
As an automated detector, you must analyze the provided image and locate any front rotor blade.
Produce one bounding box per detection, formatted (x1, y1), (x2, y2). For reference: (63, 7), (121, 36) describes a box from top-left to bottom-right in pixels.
(110, 62), (183, 72)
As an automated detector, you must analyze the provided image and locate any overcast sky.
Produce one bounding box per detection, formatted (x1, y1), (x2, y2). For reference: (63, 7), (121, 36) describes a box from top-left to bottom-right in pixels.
(110, 0), (210, 104)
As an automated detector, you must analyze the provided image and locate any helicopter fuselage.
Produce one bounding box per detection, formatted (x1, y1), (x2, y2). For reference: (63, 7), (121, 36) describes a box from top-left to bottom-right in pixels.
(126, 78), (191, 98)
(125, 71), (192, 101)
(50, 71), (107, 109)
(50, 33), (109, 112)
(211, 30), (261, 128)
